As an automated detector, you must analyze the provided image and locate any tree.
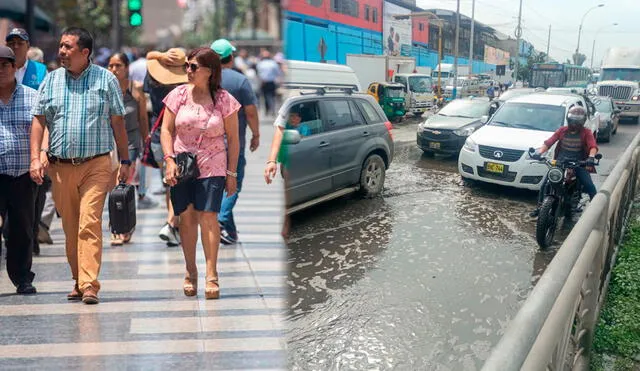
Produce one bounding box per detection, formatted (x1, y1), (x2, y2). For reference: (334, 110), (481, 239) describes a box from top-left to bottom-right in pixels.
(38, 0), (139, 50)
(572, 52), (587, 66)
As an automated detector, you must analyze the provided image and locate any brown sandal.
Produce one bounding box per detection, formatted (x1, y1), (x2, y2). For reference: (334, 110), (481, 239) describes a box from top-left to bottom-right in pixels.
(183, 276), (197, 297)
(205, 276), (220, 300)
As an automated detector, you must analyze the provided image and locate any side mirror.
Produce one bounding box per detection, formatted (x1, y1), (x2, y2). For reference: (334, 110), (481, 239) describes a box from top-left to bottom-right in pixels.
(480, 115), (489, 124)
(282, 130), (302, 145)
(595, 154), (603, 160)
(614, 109), (621, 115)
(528, 147), (536, 154)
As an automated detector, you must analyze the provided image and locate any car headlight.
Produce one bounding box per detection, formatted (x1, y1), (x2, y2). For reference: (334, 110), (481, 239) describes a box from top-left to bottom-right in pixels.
(417, 123), (426, 133)
(463, 138), (477, 152)
(548, 168), (564, 183)
(633, 96), (639, 101)
(453, 126), (477, 137)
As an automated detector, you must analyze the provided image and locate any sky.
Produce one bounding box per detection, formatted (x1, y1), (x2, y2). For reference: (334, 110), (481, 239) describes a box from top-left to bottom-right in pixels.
(416, 0), (640, 68)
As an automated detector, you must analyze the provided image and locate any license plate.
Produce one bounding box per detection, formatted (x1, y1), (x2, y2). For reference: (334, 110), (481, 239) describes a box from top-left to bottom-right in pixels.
(429, 142), (441, 149)
(485, 162), (504, 173)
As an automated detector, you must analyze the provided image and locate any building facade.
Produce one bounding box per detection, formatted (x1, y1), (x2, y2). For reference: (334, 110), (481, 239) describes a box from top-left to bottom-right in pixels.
(284, 0), (534, 76)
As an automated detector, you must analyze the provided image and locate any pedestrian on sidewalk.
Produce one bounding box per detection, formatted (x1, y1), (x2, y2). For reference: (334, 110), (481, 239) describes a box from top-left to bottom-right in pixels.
(144, 48), (189, 247)
(161, 47), (240, 299)
(256, 50), (281, 116)
(29, 27), (130, 305)
(0, 45), (38, 294)
(211, 39), (260, 245)
(3, 28), (49, 256)
(107, 52), (155, 245)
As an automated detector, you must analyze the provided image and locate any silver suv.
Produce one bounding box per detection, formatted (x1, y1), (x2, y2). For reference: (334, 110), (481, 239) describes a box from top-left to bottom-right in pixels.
(278, 88), (394, 214)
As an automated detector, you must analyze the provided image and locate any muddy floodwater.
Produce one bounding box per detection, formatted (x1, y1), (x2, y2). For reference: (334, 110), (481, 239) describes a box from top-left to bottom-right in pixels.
(286, 122), (639, 370)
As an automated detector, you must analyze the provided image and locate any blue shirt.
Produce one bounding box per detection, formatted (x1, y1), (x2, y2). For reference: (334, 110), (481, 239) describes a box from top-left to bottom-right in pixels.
(22, 59), (47, 90)
(221, 68), (258, 152)
(0, 84), (38, 177)
(31, 64), (126, 159)
(256, 59), (281, 83)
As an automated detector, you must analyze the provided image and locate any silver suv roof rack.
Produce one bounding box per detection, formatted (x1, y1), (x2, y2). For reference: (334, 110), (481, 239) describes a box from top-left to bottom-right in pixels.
(284, 83), (356, 96)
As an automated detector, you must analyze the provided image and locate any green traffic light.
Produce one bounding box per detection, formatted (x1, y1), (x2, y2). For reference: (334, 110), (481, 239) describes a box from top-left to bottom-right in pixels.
(128, 0), (141, 11)
(130, 12), (142, 27)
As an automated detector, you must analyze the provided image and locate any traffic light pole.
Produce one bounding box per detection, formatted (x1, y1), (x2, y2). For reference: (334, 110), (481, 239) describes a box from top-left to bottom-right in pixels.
(112, 0), (122, 51)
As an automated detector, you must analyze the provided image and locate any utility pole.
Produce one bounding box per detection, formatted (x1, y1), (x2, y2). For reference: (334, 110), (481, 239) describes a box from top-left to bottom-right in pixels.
(453, 0), (460, 99)
(469, 0), (475, 74)
(546, 25), (551, 62)
(514, 0), (523, 86)
(111, 0), (121, 51)
(25, 0), (35, 44)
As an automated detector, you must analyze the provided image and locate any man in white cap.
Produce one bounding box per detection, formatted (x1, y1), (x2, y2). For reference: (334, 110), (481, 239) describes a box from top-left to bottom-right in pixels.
(210, 39), (260, 244)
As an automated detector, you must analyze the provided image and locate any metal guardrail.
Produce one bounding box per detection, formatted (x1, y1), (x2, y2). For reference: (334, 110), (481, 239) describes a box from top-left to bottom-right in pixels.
(482, 130), (640, 371)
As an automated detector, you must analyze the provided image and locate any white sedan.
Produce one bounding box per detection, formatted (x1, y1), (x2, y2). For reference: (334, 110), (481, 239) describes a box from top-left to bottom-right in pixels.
(458, 93), (593, 191)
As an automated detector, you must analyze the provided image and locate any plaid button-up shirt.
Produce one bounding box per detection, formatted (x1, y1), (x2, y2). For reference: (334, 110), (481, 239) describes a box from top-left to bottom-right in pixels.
(0, 83), (38, 177)
(31, 64), (125, 159)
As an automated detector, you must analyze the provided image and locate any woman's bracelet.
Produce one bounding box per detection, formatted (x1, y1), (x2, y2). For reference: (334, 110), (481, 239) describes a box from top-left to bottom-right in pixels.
(266, 160), (276, 164)
(164, 154), (175, 161)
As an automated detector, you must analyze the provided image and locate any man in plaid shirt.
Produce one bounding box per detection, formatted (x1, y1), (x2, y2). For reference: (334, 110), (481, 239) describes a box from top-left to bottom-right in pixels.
(0, 45), (38, 295)
(29, 28), (130, 305)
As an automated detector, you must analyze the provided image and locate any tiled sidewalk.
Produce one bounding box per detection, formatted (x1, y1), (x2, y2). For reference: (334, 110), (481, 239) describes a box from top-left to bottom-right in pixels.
(0, 124), (287, 370)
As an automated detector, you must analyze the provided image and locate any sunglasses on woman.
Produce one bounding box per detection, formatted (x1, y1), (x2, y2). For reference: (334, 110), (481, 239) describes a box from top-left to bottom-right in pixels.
(184, 63), (200, 72)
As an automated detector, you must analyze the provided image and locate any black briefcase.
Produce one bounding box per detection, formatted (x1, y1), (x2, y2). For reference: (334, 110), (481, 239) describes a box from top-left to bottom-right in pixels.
(108, 182), (136, 234)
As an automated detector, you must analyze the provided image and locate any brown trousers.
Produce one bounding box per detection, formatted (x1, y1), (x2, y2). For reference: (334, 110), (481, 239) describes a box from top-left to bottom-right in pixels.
(49, 155), (113, 292)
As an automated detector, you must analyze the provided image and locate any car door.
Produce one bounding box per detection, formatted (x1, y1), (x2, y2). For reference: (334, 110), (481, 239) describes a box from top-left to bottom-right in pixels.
(285, 99), (334, 206)
(319, 99), (369, 190)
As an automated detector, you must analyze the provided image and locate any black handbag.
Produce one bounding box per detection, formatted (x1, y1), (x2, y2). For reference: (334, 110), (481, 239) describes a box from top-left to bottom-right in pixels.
(175, 152), (199, 183)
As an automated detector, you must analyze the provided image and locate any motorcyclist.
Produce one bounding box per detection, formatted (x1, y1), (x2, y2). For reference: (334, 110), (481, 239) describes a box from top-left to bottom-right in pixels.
(529, 106), (598, 217)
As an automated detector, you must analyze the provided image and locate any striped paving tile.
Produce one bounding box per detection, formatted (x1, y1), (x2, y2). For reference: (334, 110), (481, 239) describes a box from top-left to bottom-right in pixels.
(0, 123), (287, 370)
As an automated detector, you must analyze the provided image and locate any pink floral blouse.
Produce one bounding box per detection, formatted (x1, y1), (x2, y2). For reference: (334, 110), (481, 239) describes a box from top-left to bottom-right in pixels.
(163, 85), (240, 178)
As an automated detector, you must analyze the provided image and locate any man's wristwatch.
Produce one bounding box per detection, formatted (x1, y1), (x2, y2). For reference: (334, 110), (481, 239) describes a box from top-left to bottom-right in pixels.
(226, 170), (238, 178)
(120, 159), (132, 166)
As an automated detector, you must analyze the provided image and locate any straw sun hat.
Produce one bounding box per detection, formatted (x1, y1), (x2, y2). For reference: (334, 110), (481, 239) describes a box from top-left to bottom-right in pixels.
(146, 48), (188, 85)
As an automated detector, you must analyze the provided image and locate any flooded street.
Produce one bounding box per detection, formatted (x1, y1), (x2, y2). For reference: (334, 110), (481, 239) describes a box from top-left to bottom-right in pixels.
(286, 117), (640, 370)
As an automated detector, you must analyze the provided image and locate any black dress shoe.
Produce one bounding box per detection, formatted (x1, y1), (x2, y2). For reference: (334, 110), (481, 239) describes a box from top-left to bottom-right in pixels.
(16, 283), (37, 295)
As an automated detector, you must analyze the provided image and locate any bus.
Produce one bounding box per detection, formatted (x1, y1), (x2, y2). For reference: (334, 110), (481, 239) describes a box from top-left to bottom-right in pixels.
(530, 63), (591, 89)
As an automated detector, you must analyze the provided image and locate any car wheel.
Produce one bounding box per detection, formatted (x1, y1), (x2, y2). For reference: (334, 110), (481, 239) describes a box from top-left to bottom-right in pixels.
(461, 176), (475, 186)
(414, 112), (424, 118)
(359, 154), (386, 198)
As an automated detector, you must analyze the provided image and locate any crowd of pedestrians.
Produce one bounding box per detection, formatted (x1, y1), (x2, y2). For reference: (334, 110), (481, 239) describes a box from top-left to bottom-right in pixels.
(0, 25), (284, 304)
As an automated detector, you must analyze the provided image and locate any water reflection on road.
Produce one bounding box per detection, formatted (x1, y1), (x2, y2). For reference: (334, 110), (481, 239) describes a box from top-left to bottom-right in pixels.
(286, 118), (638, 369)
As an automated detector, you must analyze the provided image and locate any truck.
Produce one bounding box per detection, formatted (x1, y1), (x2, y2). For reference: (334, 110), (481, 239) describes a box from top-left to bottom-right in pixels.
(393, 73), (435, 116)
(597, 47), (640, 124)
(345, 54), (416, 91)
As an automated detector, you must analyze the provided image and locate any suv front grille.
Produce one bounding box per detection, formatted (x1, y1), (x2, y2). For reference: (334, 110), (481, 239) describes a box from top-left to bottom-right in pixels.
(478, 145), (524, 162)
(598, 85), (633, 100)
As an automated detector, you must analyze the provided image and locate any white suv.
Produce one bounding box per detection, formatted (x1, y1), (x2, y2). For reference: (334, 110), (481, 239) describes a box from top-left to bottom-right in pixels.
(458, 93), (598, 191)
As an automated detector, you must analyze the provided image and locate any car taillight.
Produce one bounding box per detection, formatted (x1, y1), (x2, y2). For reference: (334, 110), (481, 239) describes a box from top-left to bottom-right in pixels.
(384, 121), (394, 140)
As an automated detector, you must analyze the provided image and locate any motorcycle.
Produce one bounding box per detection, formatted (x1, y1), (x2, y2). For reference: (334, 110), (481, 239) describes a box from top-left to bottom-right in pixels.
(527, 148), (602, 249)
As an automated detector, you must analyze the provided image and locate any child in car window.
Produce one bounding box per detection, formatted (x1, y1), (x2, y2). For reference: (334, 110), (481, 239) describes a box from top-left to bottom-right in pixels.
(286, 111), (312, 136)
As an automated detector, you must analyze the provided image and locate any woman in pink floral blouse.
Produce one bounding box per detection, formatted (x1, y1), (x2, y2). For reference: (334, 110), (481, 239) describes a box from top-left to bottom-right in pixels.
(160, 47), (241, 299)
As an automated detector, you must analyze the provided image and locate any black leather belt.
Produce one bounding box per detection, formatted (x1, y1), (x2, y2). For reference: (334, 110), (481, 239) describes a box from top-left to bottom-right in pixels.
(48, 152), (110, 166)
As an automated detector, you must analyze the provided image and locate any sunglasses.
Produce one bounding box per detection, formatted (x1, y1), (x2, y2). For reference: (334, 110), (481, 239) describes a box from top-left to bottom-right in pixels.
(184, 63), (200, 72)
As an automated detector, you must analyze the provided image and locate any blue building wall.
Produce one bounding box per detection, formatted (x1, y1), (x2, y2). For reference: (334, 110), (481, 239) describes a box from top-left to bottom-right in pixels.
(284, 12), (497, 74)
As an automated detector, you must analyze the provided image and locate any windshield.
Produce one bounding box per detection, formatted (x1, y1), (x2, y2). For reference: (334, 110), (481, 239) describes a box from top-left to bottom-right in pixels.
(530, 70), (564, 88)
(385, 88), (404, 98)
(601, 68), (640, 82)
(489, 103), (565, 132)
(438, 100), (488, 118)
(595, 99), (612, 113)
(408, 76), (432, 93)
